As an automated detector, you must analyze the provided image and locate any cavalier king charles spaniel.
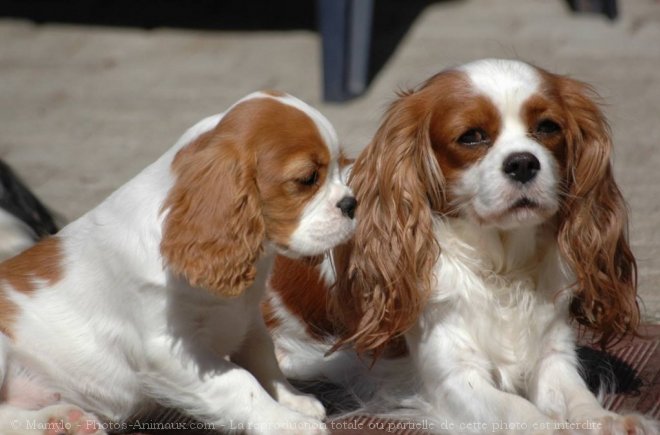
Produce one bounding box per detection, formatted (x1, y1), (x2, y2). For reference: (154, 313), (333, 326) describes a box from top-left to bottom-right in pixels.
(0, 91), (356, 434)
(266, 60), (658, 434)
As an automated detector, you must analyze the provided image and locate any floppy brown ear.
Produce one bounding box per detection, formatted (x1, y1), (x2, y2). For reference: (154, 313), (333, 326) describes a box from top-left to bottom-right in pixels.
(161, 130), (265, 297)
(331, 92), (444, 355)
(555, 77), (639, 346)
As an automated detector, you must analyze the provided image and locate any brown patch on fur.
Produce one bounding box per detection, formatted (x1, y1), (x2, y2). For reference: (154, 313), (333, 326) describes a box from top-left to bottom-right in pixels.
(521, 94), (568, 166)
(428, 93), (501, 205)
(338, 151), (354, 169)
(264, 251), (410, 358)
(261, 297), (280, 330)
(0, 296), (18, 338)
(161, 97), (329, 297)
(261, 89), (287, 97)
(0, 237), (63, 293)
(536, 69), (639, 347)
(264, 255), (335, 339)
(0, 237), (63, 337)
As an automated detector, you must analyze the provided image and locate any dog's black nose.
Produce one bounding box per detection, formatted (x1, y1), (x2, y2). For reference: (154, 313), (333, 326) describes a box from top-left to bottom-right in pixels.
(336, 196), (357, 219)
(503, 152), (540, 184)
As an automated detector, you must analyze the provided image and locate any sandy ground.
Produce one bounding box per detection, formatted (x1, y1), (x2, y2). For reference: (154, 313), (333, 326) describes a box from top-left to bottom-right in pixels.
(1, 0), (658, 321)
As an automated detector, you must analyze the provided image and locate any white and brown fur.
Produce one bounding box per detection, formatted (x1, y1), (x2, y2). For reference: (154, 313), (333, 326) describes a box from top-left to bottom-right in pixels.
(0, 91), (356, 434)
(266, 60), (658, 434)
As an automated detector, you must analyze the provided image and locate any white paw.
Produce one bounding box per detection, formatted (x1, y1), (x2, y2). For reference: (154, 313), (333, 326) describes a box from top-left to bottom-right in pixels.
(35, 404), (107, 435)
(249, 410), (327, 435)
(278, 392), (326, 421)
(570, 413), (658, 435)
(599, 414), (658, 435)
(277, 414), (328, 435)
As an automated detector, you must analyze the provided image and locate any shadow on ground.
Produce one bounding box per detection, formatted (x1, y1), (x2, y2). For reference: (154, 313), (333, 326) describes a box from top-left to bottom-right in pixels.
(0, 0), (456, 90)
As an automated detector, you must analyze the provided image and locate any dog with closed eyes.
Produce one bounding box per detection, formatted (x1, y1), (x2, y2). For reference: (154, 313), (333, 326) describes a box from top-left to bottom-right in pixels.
(0, 91), (356, 434)
(265, 60), (658, 434)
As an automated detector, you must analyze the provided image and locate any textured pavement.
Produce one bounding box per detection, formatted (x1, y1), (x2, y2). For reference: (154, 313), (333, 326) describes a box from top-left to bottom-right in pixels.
(0, 0), (658, 321)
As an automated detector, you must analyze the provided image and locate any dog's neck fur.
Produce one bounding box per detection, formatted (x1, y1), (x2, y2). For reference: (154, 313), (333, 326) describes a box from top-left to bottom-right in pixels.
(434, 218), (563, 285)
(424, 216), (572, 390)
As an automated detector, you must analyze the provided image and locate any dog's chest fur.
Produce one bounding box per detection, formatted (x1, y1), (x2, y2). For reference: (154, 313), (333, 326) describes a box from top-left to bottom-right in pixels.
(429, 218), (570, 394)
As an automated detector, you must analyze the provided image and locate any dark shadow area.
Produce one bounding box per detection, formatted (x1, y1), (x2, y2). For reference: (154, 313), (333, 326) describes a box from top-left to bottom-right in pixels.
(577, 346), (643, 395)
(368, 0), (456, 83)
(0, 0), (617, 98)
(0, 0), (317, 30)
(0, 160), (59, 238)
(292, 379), (361, 416)
(565, 0), (618, 20)
(0, 0), (453, 97)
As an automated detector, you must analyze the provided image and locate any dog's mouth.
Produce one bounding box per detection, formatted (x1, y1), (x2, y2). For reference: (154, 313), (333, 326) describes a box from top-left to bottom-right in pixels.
(471, 196), (551, 228)
(510, 197), (538, 210)
(467, 187), (562, 229)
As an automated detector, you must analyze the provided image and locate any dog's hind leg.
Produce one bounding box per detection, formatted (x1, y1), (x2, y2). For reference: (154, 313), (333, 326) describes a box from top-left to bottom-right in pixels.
(0, 335), (107, 435)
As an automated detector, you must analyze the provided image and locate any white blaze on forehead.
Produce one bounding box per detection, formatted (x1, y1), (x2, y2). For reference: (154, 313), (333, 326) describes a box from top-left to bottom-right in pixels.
(459, 59), (542, 122)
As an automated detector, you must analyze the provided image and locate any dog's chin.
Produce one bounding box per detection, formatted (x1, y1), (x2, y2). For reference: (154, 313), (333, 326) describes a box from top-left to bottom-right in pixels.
(278, 224), (355, 259)
(471, 198), (557, 230)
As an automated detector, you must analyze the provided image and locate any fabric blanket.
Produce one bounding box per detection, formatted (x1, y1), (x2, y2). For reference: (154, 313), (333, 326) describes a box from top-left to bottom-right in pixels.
(121, 325), (660, 434)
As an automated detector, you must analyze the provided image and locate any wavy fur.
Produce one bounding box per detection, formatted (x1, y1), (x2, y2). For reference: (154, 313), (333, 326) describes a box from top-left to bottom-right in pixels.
(161, 130), (265, 297)
(331, 90), (444, 355)
(550, 74), (639, 346)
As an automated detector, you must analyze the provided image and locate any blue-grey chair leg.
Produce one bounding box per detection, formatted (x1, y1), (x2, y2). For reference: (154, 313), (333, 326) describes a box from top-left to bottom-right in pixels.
(318, 0), (348, 101)
(318, 0), (373, 102)
(347, 0), (373, 97)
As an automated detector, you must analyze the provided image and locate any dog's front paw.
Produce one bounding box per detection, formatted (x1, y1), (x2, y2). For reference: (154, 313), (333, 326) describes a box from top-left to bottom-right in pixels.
(36, 404), (107, 435)
(569, 413), (658, 435)
(250, 409), (327, 435)
(279, 392), (326, 421)
(274, 384), (326, 420)
(284, 414), (328, 435)
(598, 414), (658, 435)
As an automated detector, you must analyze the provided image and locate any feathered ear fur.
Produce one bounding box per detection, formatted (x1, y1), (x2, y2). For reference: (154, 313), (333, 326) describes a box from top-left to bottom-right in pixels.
(161, 129), (265, 297)
(555, 77), (639, 346)
(331, 91), (444, 355)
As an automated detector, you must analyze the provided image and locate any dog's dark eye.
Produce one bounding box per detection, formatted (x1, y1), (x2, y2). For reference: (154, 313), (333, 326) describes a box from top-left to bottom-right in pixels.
(457, 129), (490, 147)
(535, 119), (561, 135)
(298, 170), (319, 186)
